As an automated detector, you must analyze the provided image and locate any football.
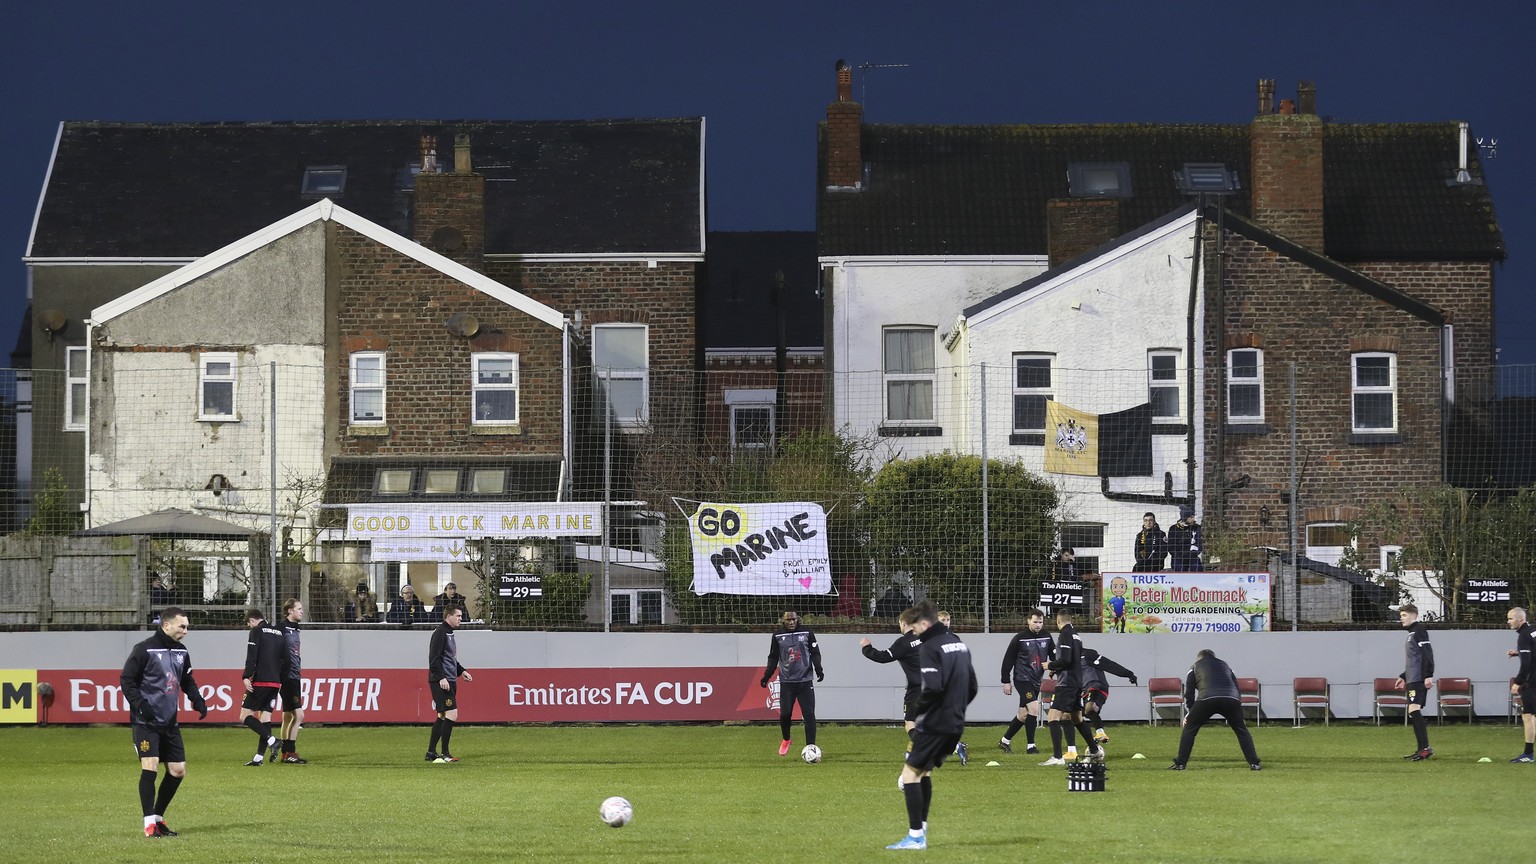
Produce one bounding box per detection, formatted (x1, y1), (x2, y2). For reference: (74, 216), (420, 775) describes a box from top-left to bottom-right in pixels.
(599, 796), (633, 828)
(801, 744), (822, 763)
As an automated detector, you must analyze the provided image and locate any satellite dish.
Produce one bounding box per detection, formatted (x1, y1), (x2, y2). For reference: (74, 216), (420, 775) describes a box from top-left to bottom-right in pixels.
(445, 313), (480, 338)
(37, 309), (67, 336)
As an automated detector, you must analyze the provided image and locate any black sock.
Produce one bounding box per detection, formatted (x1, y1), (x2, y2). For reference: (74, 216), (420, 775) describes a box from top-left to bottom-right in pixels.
(283, 739), (295, 754)
(1048, 720), (1063, 757)
(1410, 712), (1429, 750)
(919, 776), (932, 823)
(153, 773), (182, 817)
(1085, 708), (1102, 726)
(1024, 714), (1037, 744)
(139, 769), (157, 817)
(440, 719), (455, 755)
(901, 782), (924, 832)
(242, 715), (268, 743)
(1077, 720), (1099, 752)
(1064, 721), (1077, 749)
(1524, 741), (1533, 756)
(1003, 718), (1024, 740)
(805, 719), (816, 746)
(428, 718), (443, 752)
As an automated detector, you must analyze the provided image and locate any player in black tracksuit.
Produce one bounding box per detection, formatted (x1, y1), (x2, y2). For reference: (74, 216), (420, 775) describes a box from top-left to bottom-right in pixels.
(861, 607), (923, 737)
(886, 601), (977, 851)
(997, 608), (1053, 754)
(1042, 608), (1103, 764)
(120, 608), (208, 837)
(1507, 607), (1536, 762)
(1170, 648), (1261, 770)
(1080, 648), (1138, 743)
(762, 611), (824, 755)
(239, 609), (288, 765)
(277, 599), (307, 763)
(1394, 604), (1436, 760)
(426, 606), (474, 762)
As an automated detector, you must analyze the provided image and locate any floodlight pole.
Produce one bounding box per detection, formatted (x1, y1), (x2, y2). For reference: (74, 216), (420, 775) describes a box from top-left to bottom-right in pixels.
(1289, 361), (1298, 631)
(269, 361), (279, 620)
(602, 371), (612, 634)
(980, 363), (990, 634)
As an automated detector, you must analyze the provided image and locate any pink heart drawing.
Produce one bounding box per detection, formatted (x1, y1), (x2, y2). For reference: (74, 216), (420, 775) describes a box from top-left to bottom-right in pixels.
(798, 577), (813, 589)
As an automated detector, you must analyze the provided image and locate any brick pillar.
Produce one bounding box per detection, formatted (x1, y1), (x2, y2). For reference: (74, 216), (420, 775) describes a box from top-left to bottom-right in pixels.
(826, 60), (863, 188)
(1046, 198), (1120, 268)
(414, 170), (485, 273)
(1251, 86), (1324, 251)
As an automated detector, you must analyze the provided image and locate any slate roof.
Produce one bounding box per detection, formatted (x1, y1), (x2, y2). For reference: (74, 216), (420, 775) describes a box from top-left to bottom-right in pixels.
(701, 231), (822, 350)
(31, 119), (703, 259)
(817, 122), (1503, 262)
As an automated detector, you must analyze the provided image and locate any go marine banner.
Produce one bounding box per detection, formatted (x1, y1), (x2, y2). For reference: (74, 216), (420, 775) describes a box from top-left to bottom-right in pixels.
(1101, 571), (1271, 634)
(682, 500), (832, 596)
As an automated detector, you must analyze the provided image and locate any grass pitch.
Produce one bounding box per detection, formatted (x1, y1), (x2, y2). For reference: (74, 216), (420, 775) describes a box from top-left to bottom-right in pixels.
(0, 721), (1527, 862)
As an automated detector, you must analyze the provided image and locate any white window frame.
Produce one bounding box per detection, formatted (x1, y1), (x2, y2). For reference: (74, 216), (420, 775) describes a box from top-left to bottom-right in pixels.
(1148, 349), (1182, 421)
(1012, 353), (1053, 434)
(64, 345), (87, 431)
(1226, 348), (1264, 423)
(883, 326), (937, 424)
(609, 588), (666, 625)
(471, 352), (519, 425)
(1351, 352), (1397, 433)
(1305, 523), (1355, 567)
(1380, 544), (1403, 573)
(198, 352), (238, 421)
(593, 324), (649, 427)
(350, 352), (387, 425)
(724, 388), (775, 457)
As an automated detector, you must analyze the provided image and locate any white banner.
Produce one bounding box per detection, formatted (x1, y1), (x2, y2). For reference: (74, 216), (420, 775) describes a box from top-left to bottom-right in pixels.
(370, 537), (472, 561)
(687, 502), (831, 596)
(344, 503), (603, 538)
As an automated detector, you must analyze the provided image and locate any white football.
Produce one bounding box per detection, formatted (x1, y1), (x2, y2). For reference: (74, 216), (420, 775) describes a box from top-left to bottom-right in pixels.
(801, 744), (822, 763)
(599, 796), (633, 828)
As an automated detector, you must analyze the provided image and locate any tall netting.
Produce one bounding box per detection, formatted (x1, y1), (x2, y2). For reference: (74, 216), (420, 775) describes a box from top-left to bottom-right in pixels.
(2, 360), (1534, 630)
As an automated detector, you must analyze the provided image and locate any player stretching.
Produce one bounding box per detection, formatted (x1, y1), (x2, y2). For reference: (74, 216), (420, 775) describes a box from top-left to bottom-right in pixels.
(1080, 647), (1137, 743)
(121, 608), (208, 837)
(1394, 604), (1436, 761)
(276, 599), (307, 763)
(860, 608), (923, 751)
(426, 606), (473, 762)
(1040, 608), (1103, 765)
(239, 609), (286, 765)
(886, 601), (977, 851)
(998, 608), (1053, 755)
(1508, 607), (1535, 763)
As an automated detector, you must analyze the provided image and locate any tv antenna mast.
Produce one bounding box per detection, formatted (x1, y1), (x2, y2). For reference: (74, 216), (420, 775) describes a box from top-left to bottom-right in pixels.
(858, 62), (910, 110)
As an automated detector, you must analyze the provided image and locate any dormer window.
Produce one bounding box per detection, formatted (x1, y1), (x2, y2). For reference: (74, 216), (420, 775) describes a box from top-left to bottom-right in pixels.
(302, 166), (347, 197)
(1068, 162), (1132, 198)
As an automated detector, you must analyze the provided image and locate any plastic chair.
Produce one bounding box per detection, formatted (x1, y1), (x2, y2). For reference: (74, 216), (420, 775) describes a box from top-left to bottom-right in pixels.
(1435, 677), (1473, 724)
(1372, 677), (1410, 726)
(1293, 677), (1331, 726)
(1237, 677), (1262, 726)
(1148, 677), (1185, 725)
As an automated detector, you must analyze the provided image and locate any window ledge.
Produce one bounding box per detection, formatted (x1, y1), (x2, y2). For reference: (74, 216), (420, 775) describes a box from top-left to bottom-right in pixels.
(1225, 423), (1270, 436)
(1349, 432), (1402, 445)
(1151, 423), (1188, 436)
(198, 415), (240, 424)
(348, 424), (390, 437)
(880, 425), (942, 438)
(1009, 433), (1044, 446)
(470, 424), (522, 436)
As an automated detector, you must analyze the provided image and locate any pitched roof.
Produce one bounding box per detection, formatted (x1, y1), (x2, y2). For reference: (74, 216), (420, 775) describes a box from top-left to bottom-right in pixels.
(31, 119), (704, 259)
(702, 231), (822, 350)
(817, 122), (1503, 262)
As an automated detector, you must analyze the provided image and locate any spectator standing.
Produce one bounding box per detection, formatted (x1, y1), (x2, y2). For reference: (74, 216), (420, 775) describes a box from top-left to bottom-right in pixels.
(1053, 547), (1078, 580)
(1167, 505), (1204, 572)
(120, 608), (208, 837)
(1133, 512), (1166, 572)
(1508, 607), (1535, 763)
(997, 608), (1053, 755)
(1168, 648), (1261, 771)
(761, 610), (823, 756)
(1394, 603), (1436, 761)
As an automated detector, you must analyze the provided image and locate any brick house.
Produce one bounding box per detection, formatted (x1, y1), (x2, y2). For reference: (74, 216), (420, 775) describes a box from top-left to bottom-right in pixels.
(818, 68), (1503, 581)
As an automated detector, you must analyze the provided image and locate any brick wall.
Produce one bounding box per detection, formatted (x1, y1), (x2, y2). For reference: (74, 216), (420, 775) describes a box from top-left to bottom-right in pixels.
(1250, 113), (1325, 250)
(413, 172), (485, 273)
(700, 356), (826, 451)
(825, 63), (862, 188)
(1046, 198), (1120, 268)
(1205, 232), (1444, 558)
(332, 224), (564, 457)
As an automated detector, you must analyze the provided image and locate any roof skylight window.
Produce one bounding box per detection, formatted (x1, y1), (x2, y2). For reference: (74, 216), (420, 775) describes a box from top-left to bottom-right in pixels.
(302, 166), (347, 197)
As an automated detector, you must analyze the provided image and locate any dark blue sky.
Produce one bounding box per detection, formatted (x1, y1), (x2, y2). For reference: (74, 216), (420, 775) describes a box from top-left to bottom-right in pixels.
(5, 1), (1531, 365)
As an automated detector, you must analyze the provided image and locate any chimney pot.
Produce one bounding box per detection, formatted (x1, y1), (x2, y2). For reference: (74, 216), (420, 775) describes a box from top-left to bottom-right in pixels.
(1297, 81), (1317, 115)
(1278, 98), (1296, 115)
(1257, 79), (1275, 115)
(454, 133), (472, 174)
(420, 135), (438, 173)
(836, 59), (852, 102)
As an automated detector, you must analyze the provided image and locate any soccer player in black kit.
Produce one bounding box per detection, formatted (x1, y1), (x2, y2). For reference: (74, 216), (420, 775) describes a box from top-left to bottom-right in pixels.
(861, 607), (923, 740)
(1394, 603), (1436, 761)
(1167, 648), (1260, 771)
(1507, 607), (1535, 763)
(276, 599), (307, 763)
(121, 608), (208, 837)
(1080, 647), (1137, 744)
(1040, 608), (1103, 765)
(761, 610), (824, 756)
(239, 608), (286, 765)
(886, 601), (976, 851)
(998, 608), (1053, 755)
(426, 606), (474, 762)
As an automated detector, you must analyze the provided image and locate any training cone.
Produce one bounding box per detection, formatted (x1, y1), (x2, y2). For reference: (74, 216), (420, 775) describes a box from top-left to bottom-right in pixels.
(1132, 753), (1146, 759)
(985, 760), (1001, 767)
(1477, 757), (1492, 763)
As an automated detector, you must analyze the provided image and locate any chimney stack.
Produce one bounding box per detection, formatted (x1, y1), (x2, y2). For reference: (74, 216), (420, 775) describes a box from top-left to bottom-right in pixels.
(825, 59), (863, 189)
(414, 130), (485, 271)
(1046, 198), (1120, 268)
(1251, 81), (1325, 250)
(454, 133), (472, 174)
(1297, 81), (1316, 115)
(1257, 79), (1275, 115)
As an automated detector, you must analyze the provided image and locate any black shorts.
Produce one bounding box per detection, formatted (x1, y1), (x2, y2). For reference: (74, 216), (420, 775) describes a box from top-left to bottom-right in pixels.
(432, 680), (458, 713)
(1520, 685), (1536, 715)
(1404, 680), (1429, 708)
(902, 687), (921, 722)
(906, 731), (963, 772)
(280, 679), (302, 712)
(1082, 688), (1109, 711)
(131, 724), (185, 763)
(1050, 686), (1082, 713)
(1013, 679), (1042, 707)
(241, 686), (279, 712)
